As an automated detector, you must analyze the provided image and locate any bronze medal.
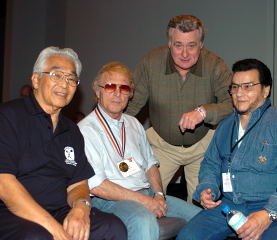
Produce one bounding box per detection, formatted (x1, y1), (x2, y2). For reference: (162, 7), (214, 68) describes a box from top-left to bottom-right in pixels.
(119, 162), (129, 172)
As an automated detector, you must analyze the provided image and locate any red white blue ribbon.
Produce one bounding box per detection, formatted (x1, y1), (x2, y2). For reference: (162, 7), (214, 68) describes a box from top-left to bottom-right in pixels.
(94, 106), (125, 158)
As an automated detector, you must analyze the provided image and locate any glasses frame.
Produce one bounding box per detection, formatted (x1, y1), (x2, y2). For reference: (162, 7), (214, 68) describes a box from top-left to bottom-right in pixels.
(42, 71), (80, 87)
(98, 83), (131, 95)
(228, 82), (261, 95)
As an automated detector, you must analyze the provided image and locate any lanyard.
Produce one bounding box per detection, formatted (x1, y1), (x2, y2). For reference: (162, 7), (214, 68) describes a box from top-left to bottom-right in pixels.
(229, 104), (270, 158)
(95, 106), (126, 159)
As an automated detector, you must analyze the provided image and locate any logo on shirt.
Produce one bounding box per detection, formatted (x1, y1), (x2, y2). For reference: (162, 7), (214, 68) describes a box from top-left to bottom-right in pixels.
(64, 146), (77, 166)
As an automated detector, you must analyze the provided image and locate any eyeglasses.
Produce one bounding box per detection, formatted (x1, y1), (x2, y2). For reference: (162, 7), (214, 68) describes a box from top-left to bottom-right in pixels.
(42, 71), (80, 87)
(99, 83), (131, 95)
(228, 82), (261, 95)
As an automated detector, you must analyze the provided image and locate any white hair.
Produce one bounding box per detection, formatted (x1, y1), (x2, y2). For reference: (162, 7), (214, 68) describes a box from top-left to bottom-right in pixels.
(33, 46), (82, 77)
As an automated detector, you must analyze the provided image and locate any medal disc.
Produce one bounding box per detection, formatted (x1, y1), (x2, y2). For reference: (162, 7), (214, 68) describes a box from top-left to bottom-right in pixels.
(119, 162), (129, 172)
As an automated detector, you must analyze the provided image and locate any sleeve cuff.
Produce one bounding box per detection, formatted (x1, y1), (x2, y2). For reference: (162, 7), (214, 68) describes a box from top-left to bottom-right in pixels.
(264, 195), (277, 212)
(88, 173), (106, 190)
(193, 183), (220, 202)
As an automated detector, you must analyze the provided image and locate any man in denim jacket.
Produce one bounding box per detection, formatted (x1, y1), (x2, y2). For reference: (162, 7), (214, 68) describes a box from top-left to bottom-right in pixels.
(177, 59), (277, 240)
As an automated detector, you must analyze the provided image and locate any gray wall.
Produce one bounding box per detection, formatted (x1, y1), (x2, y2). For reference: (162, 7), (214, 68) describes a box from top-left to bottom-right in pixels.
(3, 0), (277, 115)
(3, 0), (66, 100)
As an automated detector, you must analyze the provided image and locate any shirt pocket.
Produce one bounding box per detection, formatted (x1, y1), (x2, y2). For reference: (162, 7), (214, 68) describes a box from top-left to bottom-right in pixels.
(251, 140), (277, 172)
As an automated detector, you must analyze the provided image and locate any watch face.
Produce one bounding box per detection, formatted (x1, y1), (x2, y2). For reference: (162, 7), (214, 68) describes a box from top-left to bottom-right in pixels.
(268, 211), (277, 221)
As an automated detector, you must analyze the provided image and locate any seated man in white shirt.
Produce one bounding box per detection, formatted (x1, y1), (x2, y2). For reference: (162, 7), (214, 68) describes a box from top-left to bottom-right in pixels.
(78, 61), (201, 240)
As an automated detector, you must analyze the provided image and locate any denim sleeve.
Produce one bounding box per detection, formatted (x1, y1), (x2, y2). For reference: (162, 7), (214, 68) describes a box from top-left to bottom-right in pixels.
(264, 193), (277, 212)
(193, 130), (222, 202)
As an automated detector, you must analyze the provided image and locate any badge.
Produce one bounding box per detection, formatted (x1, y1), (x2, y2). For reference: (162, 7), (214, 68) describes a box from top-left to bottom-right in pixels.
(222, 172), (233, 192)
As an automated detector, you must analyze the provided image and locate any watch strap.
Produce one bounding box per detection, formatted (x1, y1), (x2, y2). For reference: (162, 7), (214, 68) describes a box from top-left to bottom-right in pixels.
(266, 209), (277, 222)
(154, 191), (166, 200)
(72, 198), (91, 208)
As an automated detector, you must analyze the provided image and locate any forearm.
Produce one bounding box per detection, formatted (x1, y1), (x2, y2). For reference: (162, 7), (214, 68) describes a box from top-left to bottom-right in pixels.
(67, 180), (91, 208)
(0, 174), (60, 232)
(203, 61), (233, 125)
(92, 179), (152, 204)
(203, 100), (233, 125)
(194, 136), (222, 202)
(145, 165), (163, 193)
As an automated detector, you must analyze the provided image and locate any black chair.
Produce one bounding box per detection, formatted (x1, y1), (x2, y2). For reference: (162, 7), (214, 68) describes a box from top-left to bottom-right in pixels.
(158, 217), (186, 240)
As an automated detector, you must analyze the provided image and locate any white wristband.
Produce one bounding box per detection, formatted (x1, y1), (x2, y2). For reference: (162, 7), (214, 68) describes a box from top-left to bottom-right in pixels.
(194, 107), (206, 120)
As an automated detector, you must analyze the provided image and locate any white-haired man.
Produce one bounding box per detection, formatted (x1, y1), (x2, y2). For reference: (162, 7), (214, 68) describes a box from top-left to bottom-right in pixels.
(0, 47), (127, 240)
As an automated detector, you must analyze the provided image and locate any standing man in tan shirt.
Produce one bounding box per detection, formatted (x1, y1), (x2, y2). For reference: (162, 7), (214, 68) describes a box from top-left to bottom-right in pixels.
(125, 15), (233, 203)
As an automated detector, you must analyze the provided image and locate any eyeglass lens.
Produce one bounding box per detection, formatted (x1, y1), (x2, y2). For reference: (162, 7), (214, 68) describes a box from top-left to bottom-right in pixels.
(50, 71), (79, 86)
(102, 83), (131, 94)
(229, 83), (260, 93)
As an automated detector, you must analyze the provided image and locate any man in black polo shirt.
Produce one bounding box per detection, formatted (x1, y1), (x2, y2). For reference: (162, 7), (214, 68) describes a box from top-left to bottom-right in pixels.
(0, 47), (127, 240)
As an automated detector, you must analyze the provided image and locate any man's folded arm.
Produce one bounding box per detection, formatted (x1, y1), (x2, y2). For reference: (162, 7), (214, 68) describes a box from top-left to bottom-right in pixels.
(0, 173), (62, 233)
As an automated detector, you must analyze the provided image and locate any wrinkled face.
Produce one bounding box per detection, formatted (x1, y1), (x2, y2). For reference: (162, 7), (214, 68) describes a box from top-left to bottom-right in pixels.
(32, 55), (77, 114)
(232, 69), (270, 116)
(96, 72), (131, 120)
(168, 28), (203, 73)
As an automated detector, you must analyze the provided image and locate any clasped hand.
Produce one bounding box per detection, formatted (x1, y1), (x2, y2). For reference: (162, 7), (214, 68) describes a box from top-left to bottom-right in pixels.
(143, 195), (167, 218)
(51, 205), (90, 240)
(179, 110), (204, 132)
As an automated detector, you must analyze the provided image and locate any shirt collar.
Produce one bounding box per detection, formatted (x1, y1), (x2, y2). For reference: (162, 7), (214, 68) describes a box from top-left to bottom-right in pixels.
(24, 93), (70, 134)
(165, 47), (203, 77)
(235, 98), (271, 123)
(97, 104), (124, 126)
(24, 92), (45, 115)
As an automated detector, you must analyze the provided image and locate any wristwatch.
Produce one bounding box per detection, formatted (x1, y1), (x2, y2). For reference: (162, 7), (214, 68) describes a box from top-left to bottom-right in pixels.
(72, 199), (91, 208)
(265, 209), (277, 222)
(154, 192), (166, 200)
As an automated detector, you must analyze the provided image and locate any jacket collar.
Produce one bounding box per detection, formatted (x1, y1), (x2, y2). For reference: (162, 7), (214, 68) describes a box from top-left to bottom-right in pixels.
(235, 98), (271, 126)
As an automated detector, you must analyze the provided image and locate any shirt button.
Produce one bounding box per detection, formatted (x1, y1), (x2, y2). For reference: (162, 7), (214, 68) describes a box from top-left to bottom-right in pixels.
(232, 175), (235, 179)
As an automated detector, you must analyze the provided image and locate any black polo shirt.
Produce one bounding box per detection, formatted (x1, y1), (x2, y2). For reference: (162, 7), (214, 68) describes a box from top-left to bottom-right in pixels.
(0, 94), (94, 211)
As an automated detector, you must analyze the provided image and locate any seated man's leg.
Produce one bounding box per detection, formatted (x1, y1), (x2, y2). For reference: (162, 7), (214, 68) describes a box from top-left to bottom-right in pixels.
(176, 206), (233, 240)
(53, 205), (127, 240)
(261, 221), (277, 240)
(166, 195), (202, 222)
(93, 197), (159, 240)
(0, 208), (52, 240)
(89, 207), (127, 240)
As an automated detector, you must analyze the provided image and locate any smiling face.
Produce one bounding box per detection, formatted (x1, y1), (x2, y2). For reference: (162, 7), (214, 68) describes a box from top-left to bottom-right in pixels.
(232, 69), (270, 116)
(32, 55), (77, 114)
(168, 28), (203, 74)
(96, 71), (131, 120)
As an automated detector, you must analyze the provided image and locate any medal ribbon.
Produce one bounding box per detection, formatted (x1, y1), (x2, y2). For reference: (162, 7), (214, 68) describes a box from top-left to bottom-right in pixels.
(95, 106), (125, 158)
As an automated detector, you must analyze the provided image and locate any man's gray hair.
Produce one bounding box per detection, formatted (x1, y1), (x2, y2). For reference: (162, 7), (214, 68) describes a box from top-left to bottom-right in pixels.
(33, 46), (82, 77)
(167, 15), (205, 43)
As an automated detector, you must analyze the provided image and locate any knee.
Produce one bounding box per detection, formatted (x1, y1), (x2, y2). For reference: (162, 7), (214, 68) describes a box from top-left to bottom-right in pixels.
(128, 204), (159, 234)
(20, 223), (52, 240)
(114, 200), (159, 238)
(89, 207), (127, 240)
(132, 207), (157, 226)
(100, 214), (127, 240)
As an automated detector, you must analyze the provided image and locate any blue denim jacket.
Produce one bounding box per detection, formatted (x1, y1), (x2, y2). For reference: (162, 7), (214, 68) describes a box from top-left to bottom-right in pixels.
(194, 98), (277, 211)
